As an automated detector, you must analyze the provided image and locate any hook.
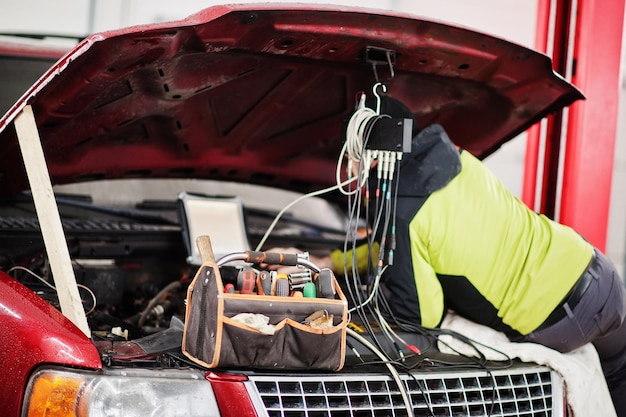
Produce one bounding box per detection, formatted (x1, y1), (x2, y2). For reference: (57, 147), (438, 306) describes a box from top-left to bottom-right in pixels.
(385, 50), (395, 80)
(373, 82), (387, 114)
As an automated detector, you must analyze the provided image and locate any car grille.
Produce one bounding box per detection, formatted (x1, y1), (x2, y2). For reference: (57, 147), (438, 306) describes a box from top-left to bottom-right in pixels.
(247, 366), (561, 417)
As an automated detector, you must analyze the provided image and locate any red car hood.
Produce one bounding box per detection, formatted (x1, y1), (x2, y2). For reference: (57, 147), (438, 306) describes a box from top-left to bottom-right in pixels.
(0, 3), (583, 197)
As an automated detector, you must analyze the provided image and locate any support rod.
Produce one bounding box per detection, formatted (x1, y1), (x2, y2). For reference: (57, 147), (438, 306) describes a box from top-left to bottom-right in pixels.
(14, 105), (90, 337)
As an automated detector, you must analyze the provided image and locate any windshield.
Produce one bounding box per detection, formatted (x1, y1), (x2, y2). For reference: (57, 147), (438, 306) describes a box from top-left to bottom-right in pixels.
(53, 178), (349, 248)
(0, 54), (56, 115)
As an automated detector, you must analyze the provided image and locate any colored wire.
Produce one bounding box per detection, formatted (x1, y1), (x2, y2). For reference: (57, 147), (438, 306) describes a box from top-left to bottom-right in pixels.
(347, 327), (416, 417)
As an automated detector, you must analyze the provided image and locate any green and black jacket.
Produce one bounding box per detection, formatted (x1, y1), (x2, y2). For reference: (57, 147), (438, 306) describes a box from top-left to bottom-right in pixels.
(384, 124), (593, 336)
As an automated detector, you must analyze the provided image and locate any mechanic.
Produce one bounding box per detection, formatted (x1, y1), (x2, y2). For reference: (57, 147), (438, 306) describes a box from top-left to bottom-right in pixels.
(297, 97), (626, 415)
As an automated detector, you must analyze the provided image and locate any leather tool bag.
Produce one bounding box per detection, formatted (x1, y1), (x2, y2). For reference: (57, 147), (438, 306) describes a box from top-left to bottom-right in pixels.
(182, 235), (348, 371)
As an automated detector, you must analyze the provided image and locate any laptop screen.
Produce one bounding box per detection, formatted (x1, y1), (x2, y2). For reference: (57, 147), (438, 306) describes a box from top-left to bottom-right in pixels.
(177, 192), (250, 265)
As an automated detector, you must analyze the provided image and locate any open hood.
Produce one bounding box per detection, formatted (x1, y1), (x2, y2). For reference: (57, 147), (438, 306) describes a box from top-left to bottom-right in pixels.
(0, 3), (583, 197)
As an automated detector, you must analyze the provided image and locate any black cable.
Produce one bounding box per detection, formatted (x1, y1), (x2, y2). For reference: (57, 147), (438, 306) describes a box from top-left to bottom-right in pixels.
(341, 145), (391, 356)
(379, 300), (515, 417)
(350, 358), (437, 417)
(388, 158), (401, 265)
(362, 175), (398, 356)
(341, 108), (401, 361)
(343, 104), (521, 414)
(341, 100), (524, 417)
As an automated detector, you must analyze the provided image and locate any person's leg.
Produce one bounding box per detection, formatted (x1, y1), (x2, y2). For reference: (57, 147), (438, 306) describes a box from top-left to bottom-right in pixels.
(520, 249), (626, 415)
(586, 251), (626, 417)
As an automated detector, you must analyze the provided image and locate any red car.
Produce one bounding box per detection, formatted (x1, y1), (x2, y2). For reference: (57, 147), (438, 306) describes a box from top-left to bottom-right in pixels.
(0, 4), (586, 417)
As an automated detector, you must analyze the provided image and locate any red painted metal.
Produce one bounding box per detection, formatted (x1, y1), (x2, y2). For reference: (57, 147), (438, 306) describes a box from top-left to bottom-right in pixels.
(0, 272), (102, 415)
(523, 0), (574, 219)
(523, 0), (624, 250)
(0, 38), (69, 59)
(539, 0), (573, 220)
(206, 372), (257, 417)
(522, 0), (551, 210)
(0, 5), (583, 200)
(560, 0), (625, 250)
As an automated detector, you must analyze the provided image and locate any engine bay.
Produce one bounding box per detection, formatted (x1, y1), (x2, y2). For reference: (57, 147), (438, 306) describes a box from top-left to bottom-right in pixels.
(0, 184), (350, 348)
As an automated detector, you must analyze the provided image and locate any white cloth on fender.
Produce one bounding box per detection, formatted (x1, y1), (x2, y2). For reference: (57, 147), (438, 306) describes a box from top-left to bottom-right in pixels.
(440, 312), (616, 417)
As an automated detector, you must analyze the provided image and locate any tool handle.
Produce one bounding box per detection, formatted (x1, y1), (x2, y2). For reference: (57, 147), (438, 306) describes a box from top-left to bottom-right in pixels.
(196, 235), (217, 266)
(215, 249), (320, 272)
(245, 250), (299, 266)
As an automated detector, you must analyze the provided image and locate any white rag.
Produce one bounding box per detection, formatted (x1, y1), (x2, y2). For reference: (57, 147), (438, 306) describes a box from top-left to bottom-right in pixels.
(230, 312), (276, 335)
(440, 313), (616, 417)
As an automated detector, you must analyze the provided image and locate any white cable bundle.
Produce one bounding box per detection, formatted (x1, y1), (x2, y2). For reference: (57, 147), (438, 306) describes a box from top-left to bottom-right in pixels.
(336, 93), (379, 195)
(345, 93), (376, 163)
(258, 92), (377, 249)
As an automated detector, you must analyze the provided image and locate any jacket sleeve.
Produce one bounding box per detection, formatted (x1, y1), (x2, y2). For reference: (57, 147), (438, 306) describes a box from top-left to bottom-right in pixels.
(408, 232), (445, 328)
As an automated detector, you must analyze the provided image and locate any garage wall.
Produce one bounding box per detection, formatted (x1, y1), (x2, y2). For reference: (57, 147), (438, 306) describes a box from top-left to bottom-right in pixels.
(609, 77), (626, 277)
(2, 0), (625, 275)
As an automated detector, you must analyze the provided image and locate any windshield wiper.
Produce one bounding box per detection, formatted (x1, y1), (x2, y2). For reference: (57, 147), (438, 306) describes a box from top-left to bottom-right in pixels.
(54, 195), (178, 225)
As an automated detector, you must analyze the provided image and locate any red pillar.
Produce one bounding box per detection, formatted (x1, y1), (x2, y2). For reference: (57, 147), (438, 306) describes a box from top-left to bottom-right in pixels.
(521, 0), (550, 210)
(560, 0), (624, 251)
(523, 0), (624, 251)
(522, 0), (574, 217)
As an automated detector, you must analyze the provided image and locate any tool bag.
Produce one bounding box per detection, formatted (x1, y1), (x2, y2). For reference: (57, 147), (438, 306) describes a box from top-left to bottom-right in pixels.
(182, 235), (348, 371)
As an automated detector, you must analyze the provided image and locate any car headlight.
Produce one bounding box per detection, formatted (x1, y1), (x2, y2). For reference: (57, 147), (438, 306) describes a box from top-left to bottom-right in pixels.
(23, 367), (220, 417)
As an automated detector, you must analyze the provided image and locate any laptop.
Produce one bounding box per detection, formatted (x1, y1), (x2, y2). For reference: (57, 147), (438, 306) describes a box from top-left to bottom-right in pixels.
(177, 192), (251, 266)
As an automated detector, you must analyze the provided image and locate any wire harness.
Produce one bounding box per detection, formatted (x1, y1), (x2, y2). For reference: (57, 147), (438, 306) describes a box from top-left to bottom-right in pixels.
(253, 84), (513, 417)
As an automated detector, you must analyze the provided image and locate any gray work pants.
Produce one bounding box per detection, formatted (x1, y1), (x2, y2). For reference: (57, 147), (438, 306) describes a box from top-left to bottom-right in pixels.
(518, 249), (626, 416)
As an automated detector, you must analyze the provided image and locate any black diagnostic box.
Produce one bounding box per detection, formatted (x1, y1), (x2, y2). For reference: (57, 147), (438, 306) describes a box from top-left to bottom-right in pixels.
(365, 117), (413, 153)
